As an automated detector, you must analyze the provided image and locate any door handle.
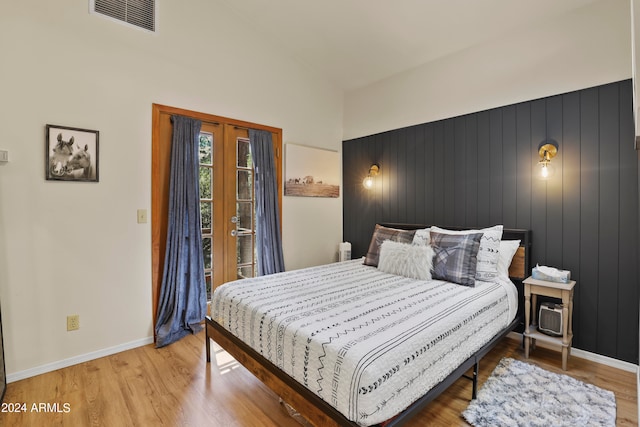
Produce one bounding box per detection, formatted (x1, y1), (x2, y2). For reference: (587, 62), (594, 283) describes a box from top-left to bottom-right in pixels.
(230, 229), (237, 237)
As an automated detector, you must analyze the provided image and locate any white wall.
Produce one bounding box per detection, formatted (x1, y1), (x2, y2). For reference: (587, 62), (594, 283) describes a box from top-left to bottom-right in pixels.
(343, 0), (632, 140)
(0, 0), (343, 377)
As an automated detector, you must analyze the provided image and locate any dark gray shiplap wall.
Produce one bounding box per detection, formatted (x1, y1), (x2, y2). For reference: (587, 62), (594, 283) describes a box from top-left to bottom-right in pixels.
(343, 80), (639, 364)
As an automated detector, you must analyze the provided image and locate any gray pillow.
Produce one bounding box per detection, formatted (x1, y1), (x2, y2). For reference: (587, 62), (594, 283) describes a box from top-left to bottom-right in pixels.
(364, 224), (416, 267)
(430, 231), (482, 287)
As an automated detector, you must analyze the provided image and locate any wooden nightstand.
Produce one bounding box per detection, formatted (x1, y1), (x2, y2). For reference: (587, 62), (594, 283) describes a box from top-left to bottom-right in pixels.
(522, 276), (576, 370)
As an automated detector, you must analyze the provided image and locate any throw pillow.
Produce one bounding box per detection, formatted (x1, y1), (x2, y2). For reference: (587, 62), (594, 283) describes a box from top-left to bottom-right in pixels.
(430, 231), (482, 287)
(364, 224), (416, 267)
(377, 240), (433, 280)
(430, 225), (503, 281)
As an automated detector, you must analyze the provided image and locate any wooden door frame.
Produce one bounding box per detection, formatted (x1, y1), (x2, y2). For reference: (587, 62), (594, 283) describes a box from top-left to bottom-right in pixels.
(151, 103), (283, 332)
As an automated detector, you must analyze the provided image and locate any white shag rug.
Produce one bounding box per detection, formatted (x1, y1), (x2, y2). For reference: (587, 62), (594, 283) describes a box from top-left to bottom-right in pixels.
(462, 358), (616, 427)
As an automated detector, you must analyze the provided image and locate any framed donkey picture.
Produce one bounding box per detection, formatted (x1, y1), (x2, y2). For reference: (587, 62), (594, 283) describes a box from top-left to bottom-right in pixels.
(45, 124), (99, 182)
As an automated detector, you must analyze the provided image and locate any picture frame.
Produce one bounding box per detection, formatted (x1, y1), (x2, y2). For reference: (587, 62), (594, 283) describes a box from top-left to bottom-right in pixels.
(45, 124), (99, 182)
(284, 144), (340, 198)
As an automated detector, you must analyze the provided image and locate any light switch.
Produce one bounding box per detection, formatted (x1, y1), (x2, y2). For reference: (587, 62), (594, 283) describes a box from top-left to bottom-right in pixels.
(137, 209), (148, 224)
(0, 150), (8, 162)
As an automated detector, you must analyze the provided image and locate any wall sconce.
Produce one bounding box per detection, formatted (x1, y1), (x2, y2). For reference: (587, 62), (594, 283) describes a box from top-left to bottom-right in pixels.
(538, 140), (558, 179)
(363, 164), (379, 189)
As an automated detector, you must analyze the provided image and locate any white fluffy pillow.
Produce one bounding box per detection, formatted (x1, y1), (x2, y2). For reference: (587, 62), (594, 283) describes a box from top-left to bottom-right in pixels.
(430, 225), (503, 282)
(377, 240), (433, 281)
(498, 240), (521, 281)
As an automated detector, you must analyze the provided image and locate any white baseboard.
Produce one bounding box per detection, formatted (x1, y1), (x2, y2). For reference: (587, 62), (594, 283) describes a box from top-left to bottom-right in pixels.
(6, 336), (154, 383)
(507, 332), (638, 373)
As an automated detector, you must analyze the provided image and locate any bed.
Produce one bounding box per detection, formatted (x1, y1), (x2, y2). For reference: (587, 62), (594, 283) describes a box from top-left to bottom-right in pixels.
(206, 224), (530, 426)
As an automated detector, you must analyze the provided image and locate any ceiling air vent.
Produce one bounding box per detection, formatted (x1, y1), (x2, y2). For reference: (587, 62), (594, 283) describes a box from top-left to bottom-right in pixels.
(91, 0), (156, 33)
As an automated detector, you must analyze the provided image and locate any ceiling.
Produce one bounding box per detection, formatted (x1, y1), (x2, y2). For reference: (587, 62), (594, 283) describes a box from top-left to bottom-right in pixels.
(221, 0), (602, 91)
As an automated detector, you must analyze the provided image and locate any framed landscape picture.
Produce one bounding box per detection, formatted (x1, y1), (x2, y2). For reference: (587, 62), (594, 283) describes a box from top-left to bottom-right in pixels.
(45, 124), (99, 182)
(284, 144), (339, 198)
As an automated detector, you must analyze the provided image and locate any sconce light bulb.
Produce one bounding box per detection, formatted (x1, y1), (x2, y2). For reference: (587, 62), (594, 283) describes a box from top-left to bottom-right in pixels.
(363, 176), (374, 189)
(541, 163), (549, 178)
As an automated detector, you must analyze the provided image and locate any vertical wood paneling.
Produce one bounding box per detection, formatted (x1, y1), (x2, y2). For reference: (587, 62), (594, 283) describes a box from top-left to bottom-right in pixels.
(502, 106), (517, 227)
(454, 117), (467, 225)
(374, 134), (384, 222)
(489, 109), (504, 225)
(423, 124), (435, 224)
(517, 103), (533, 232)
(466, 115), (479, 225)
(342, 80), (638, 363)
(444, 120), (456, 224)
(412, 126), (424, 223)
(434, 122), (445, 224)
(477, 111), (491, 226)
(529, 100), (546, 265)
(561, 91), (582, 343)
(617, 80), (638, 361)
(546, 95), (564, 267)
(397, 128), (409, 223)
(578, 87), (599, 353)
(597, 84), (620, 357)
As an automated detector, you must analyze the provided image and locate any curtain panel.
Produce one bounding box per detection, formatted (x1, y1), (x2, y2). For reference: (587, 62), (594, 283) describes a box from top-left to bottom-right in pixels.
(249, 129), (285, 275)
(155, 115), (206, 348)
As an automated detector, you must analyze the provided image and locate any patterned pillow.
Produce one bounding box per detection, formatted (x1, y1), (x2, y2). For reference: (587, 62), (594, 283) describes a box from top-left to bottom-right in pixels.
(430, 231), (483, 287)
(412, 228), (431, 246)
(430, 225), (503, 282)
(364, 224), (416, 267)
(377, 240), (433, 280)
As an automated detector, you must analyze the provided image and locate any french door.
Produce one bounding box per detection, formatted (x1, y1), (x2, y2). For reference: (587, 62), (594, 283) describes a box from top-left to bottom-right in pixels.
(151, 104), (282, 326)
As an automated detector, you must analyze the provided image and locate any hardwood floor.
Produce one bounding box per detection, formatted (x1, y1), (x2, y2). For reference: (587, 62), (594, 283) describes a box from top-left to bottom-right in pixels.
(2, 332), (637, 426)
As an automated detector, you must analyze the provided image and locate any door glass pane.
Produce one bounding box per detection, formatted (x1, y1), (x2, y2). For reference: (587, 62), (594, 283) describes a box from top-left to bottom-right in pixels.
(237, 202), (253, 232)
(199, 131), (214, 300)
(237, 170), (252, 200)
(202, 237), (212, 269)
(199, 133), (212, 165)
(237, 139), (252, 168)
(201, 202), (212, 232)
(200, 167), (212, 199)
(237, 234), (253, 266)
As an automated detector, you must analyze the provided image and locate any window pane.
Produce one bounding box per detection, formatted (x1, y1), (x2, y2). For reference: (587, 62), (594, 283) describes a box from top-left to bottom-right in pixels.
(237, 234), (253, 265)
(201, 202), (212, 232)
(237, 138), (252, 168)
(202, 237), (212, 269)
(237, 202), (253, 232)
(237, 170), (252, 200)
(200, 167), (212, 199)
(199, 133), (212, 165)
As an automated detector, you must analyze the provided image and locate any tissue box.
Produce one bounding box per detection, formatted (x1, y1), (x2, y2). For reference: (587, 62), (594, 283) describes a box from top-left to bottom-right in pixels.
(532, 266), (571, 283)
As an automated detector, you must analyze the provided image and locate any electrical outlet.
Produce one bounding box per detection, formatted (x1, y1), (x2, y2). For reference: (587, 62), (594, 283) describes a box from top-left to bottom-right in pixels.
(67, 315), (80, 331)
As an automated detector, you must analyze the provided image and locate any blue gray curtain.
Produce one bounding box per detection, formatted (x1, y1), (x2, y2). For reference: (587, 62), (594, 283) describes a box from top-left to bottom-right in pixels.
(249, 129), (285, 275)
(155, 115), (206, 348)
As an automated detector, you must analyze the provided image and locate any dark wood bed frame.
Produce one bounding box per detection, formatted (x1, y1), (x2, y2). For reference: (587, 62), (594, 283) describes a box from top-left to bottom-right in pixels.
(206, 226), (531, 427)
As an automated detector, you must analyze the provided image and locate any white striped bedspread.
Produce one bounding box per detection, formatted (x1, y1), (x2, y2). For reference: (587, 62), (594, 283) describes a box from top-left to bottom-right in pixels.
(211, 259), (517, 426)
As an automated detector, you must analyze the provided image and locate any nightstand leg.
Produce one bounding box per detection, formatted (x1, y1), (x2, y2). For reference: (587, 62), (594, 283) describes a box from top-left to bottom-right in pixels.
(562, 291), (569, 370)
(524, 293), (531, 358)
(531, 294), (537, 351)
